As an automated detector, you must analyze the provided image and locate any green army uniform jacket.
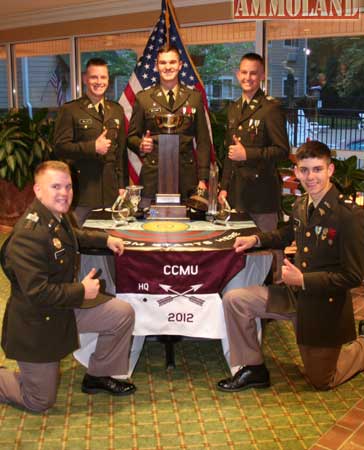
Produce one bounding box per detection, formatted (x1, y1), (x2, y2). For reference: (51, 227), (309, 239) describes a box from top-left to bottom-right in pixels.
(54, 95), (128, 208)
(127, 84), (211, 200)
(1, 199), (111, 363)
(221, 89), (289, 213)
(258, 185), (364, 347)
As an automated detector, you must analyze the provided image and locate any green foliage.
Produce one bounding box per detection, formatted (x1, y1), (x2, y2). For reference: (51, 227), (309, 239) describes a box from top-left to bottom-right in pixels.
(331, 156), (364, 202)
(308, 36), (364, 107)
(0, 109), (55, 190)
(81, 50), (137, 79)
(281, 193), (298, 216)
(188, 43), (253, 85)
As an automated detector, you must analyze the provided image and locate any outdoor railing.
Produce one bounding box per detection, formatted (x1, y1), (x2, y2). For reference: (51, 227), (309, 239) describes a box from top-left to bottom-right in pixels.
(285, 108), (364, 151)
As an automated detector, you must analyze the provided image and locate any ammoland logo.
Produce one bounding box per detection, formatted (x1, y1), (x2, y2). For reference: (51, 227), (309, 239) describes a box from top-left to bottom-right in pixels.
(233, 0), (360, 19)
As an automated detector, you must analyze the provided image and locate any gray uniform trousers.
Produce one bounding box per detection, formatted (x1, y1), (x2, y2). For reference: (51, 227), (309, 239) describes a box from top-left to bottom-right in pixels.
(0, 297), (134, 412)
(223, 285), (364, 390)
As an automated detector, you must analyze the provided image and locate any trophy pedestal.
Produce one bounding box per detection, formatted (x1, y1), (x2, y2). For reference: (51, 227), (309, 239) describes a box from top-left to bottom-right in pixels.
(149, 194), (187, 220)
(147, 131), (187, 220)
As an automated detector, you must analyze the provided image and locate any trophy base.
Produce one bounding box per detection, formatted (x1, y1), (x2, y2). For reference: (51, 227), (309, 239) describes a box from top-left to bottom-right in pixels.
(148, 204), (187, 220)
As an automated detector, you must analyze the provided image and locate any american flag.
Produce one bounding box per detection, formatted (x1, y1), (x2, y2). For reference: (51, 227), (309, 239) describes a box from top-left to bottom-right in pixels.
(119, 0), (215, 184)
(49, 65), (65, 107)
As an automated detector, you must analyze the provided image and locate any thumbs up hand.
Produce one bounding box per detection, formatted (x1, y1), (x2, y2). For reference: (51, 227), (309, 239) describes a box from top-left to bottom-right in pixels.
(95, 129), (111, 155)
(81, 268), (100, 299)
(228, 134), (247, 161)
(140, 129), (154, 154)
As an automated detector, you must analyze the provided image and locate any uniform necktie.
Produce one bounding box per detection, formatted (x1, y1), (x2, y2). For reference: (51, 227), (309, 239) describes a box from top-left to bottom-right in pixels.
(167, 90), (174, 109)
(307, 202), (315, 221)
(98, 103), (104, 121)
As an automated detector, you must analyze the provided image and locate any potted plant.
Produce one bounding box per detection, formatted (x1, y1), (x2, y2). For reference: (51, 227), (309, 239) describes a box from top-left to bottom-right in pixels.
(331, 155), (364, 203)
(0, 108), (54, 227)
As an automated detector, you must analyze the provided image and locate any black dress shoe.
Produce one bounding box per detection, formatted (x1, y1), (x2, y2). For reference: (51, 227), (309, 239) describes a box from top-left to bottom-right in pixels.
(81, 374), (136, 396)
(359, 320), (364, 337)
(217, 364), (270, 392)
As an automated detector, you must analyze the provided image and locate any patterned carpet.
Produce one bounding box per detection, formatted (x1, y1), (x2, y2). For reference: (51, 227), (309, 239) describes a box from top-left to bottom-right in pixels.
(1, 232), (364, 450)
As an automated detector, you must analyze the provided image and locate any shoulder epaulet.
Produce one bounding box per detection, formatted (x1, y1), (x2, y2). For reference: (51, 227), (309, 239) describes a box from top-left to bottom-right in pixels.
(179, 82), (196, 91)
(144, 85), (153, 91)
(23, 211), (40, 230)
(337, 193), (346, 202)
(265, 95), (280, 104)
(293, 192), (307, 206)
(337, 192), (358, 208)
(337, 192), (353, 204)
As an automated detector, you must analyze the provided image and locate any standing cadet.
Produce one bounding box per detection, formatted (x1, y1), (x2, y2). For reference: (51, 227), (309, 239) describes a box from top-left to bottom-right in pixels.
(217, 141), (364, 392)
(127, 45), (211, 202)
(0, 161), (136, 412)
(218, 53), (289, 233)
(54, 58), (128, 225)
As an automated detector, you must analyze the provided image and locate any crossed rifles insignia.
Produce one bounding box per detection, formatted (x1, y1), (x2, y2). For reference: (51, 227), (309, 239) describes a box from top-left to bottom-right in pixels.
(157, 284), (205, 307)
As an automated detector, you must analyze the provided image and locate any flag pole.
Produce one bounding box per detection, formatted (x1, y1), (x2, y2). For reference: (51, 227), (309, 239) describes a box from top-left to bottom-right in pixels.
(165, 0), (170, 47)
(166, 0), (204, 88)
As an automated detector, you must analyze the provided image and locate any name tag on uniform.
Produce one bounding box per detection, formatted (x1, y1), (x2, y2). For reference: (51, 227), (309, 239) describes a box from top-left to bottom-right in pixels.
(54, 248), (66, 260)
(150, 107), (162, 113)
(79, 119), (92, 125)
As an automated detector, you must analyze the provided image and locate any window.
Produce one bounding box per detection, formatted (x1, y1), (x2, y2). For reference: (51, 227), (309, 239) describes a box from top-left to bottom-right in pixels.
(78, 34), (141, 101)
(188, 42), (254, 110)
(14, 40), (71, 114)
(0, 46), (9, 113)
(267, 18), (364, 149)
(284, 39), (300, 48)
(221, 77), (233, 98)
(266, 77), (272, 96)
(267, 39), (306, 101)
(283, 76), (299, 97)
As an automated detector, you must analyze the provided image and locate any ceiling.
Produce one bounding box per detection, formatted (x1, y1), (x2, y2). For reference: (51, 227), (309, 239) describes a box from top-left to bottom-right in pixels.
(0, 0), (221, 31)
(1, 0), (91, 16)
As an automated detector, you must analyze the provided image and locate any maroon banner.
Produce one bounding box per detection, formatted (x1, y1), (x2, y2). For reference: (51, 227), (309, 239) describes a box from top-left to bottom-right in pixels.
(115, 249), (246, 294)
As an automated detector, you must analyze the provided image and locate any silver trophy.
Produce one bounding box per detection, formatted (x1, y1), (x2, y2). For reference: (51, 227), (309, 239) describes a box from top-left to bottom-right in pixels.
(155, 113), (184, 134)
(149, 113), (187, 219)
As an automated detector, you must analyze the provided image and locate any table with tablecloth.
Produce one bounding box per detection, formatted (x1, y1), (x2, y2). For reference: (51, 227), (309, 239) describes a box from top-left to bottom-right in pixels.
(74, 218), (272, 375)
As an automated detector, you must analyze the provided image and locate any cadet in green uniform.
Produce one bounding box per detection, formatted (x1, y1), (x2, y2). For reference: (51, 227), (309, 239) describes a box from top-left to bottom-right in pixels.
(0, 161), (136, 412)
(219, 53), (289, 233)
(54, 58), (128, 225)
(127, 45), (211, 201)
(217, 141), (364, 392)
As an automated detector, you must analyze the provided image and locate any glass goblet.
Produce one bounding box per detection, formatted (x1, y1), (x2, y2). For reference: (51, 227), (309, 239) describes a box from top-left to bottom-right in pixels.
(111, 196), (130, 227)
(126, 185), (143, 213)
